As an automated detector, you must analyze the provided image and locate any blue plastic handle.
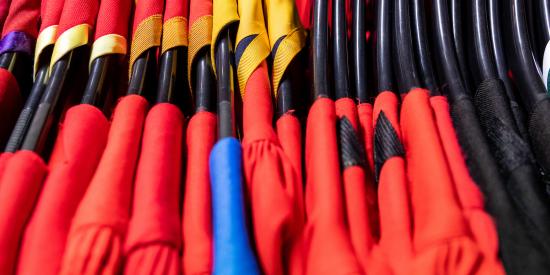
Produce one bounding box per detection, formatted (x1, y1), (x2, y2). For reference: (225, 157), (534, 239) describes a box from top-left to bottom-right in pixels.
(209, 137), (261, 275)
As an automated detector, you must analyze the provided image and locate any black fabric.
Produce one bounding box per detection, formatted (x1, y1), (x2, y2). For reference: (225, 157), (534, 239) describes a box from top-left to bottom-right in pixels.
(483, 116), (534, 174)
(450, 97), (550, 275)
(373, 111), (404, 182)
(474, 78), (519, 133)
(529, 98), (550, 180)
(235, 34), (258, 69)
(485, 116), (550, 242)
(337, 116), (366, 169)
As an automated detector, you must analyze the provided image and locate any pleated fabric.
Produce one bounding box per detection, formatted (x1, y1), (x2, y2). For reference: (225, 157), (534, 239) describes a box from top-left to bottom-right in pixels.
(0, 150), (46, 275)
(400, 88), (504, 274)
(16, 104), (109, 275)
(276, 113), (303, 185)
(59, 95), (148, 275)
(182, 111), (216, 275)
(430, 95), (500, 262)
(335, 97), (378, 273)
(304, 97), (361, 275)
(124, 103), (184, 275)
(242, 62), (305, 275)
(372, 91), (412, 275)
(357, 102), (374, 171)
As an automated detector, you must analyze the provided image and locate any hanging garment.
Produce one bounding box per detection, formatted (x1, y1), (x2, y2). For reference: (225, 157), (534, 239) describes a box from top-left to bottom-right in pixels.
(182, 0), (216, 272)
(59, 95), (147, 275)
(0, 150), (46, 275)
(124, 104), (184, 275)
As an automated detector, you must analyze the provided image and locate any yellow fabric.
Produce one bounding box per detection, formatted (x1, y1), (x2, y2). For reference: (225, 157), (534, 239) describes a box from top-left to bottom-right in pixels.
(50, 24), (91, 73)
(265, 0), (306, 95)
(235, 31), (270, 95)
(34, 25), (57, 78)
(129, 14), (162, 77)
(188, 15), (212, 88)
(161, 16), (188, 54)
(89, 34), (127, 68)
(270, 29), (305, 95)
(235, 0), (271, 95)
(211, 0), (239, 73)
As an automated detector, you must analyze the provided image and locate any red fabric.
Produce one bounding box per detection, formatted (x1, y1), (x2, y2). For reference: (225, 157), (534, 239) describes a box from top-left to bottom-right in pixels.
(276, 113), (303, 189)
(1, 0), (40, 37)
(56, 0), (99, 37)
(400, 89), (465, 245)
(335, 97), (359, 129)
(372, 91), (413, 275)
(94, 0), (131, 39)
(0, 152), (12, 181)
(0, 150), (46, 275)
(164, 0), (189, 22)
(39, 0), (64, 32)
(182, 111), (216, 275)
(304, 97), (360, 275)
(16, 104), (109, 275)
(335, 97), (378, 273)
(430, 95), (501, 262)
(123, 103), (184, 275)
(0, 0), (10, 31)
(189, 0), (211, 26)
(400, 88), (503, 274)
(242, 62), (305, 275)
(295, 0), (311, 29)
(342, 165), (377, 272)
(0, 68), (21, 148)
(58, 95), (147, 275)
(132, 0), (163, 34)
(357, 102), (374, 172)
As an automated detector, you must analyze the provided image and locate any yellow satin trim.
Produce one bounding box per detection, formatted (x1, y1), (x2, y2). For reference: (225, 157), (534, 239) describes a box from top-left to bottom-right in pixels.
(264, 0), (304, 49)
(34, 25), (58, 78)
(129, 14), (162, 77)
(188, 15), (212, 89)
(211, 0), (239, 73)
(236, 0), (267, 46)
(162, 16), (188, 54)
(264, 0), (305, 95)
(89, 34), (127, 68)
(271, 28), (306, 96)
(50, 24), (91, 73)
(236, 31), (270, 96)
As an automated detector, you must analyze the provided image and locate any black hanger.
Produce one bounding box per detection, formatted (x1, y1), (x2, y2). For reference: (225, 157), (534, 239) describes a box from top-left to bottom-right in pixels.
(450, 0), (473, 91)
(193, 50), (216, 113)
(375, 0), (393, 94)
(539, 0), (550, 46)
(332, 0), (350, 100)
(0, 51), (33, 98)
(351, 0), (369, 103)
(471, 0), (523, 132)
(411, 0), (439, 95)
(215, 29), (236, 139)
(157, 46), (193, 116)
(21, 46), (89, 154)
(393, 0), (419, 93)
(488, 0), (528, 140)
(312, 0), (329, 99)
(127, 48), (158, 102)
(506, 0), (547, 111)
(4, 47), (51, 152)
(80, 54), (125, 110)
